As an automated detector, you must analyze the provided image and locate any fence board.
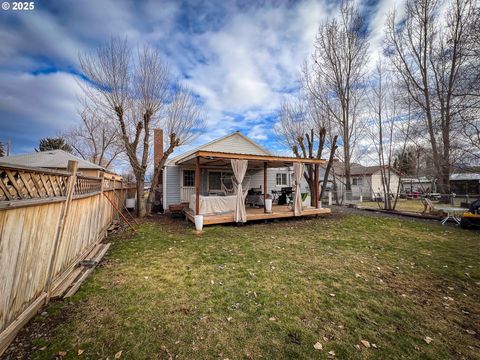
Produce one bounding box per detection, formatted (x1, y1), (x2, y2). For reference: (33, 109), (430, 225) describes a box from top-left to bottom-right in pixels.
(0, 164), (133, 355)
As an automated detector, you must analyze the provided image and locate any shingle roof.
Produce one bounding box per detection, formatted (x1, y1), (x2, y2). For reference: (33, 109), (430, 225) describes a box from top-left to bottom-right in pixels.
(332, 162), (400, 176)
(0, 150), (105, 171)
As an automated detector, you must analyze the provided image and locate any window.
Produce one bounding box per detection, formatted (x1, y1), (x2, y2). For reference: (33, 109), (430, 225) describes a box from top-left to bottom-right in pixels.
(183, 170), (195, 187)
(208, 171), (233, 191)
(352, 177), (363, 186)
(208, 172), (222, 191)
(276, 173), (287, 186)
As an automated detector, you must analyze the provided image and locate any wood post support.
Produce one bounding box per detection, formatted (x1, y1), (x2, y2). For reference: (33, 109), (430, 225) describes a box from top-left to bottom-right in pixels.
(45, 160), (78, 300)
(264, 162), (267, 213)
(314, 164), (319, 209)
(195, 156), (200, 215)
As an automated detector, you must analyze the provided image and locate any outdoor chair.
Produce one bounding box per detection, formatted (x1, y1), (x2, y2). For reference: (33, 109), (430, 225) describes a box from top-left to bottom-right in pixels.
(421, 198), (444, 216)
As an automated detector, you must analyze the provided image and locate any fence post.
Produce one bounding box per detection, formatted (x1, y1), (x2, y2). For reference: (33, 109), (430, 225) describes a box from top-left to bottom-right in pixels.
(328, 191), (332, 206)
(44, 160), (78, 301)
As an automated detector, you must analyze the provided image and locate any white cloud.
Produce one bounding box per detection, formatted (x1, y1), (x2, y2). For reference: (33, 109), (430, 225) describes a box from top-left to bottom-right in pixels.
(0, 71), (82, 153)
(0, 0), (403, 163)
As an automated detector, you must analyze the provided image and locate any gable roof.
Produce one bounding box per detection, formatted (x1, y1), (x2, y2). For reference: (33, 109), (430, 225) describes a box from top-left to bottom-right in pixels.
(167, 131), (272, 165)
(0, 150), (106, 171)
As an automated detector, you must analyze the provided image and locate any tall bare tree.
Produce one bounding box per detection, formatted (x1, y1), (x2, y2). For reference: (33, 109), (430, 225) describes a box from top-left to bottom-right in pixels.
(304, 0), (369, 191)
(145, 85), (204, 214)
(386, 0), (477, 194)
(62, 100), (122, 168)
(367, 60), (412, 209)
(79, 37), (203, 217)
(276, 96), (338, 205)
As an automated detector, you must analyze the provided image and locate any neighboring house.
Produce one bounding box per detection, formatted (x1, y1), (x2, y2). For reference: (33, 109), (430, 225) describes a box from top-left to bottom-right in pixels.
(332, 163), (401, 200)
(162, 131), (305, 207)
(0, 150), (121, 179)
(400, 177), (437, 194)
(450, 171), (480, 195)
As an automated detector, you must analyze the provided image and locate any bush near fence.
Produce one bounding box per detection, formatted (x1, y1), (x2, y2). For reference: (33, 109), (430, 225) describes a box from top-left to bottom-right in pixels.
(0, 160), (134, 355)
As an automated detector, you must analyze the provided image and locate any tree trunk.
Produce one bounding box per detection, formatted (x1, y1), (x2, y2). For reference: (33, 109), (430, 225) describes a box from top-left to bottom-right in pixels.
(319, 135), (338, 200)
(306, 177), (315, 207)
(145, 169), (161, 215)
(136, 178), (146, 217)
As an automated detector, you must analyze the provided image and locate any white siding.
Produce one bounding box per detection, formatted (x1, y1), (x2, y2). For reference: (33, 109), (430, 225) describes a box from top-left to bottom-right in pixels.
(248, 168), (292, 193)
(201, 133), (270, 155)
(371, 172), (400, 198)
(164, 165), (181, 207)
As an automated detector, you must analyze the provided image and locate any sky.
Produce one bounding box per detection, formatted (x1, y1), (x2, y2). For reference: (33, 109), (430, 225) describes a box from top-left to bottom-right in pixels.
(0, 0), (402, 162)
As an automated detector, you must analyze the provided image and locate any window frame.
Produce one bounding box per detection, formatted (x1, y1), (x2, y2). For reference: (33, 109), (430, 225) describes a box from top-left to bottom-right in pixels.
(352, 177), (363, 186)
(276, 173), (287, 186)
(182, 169), (195, 187)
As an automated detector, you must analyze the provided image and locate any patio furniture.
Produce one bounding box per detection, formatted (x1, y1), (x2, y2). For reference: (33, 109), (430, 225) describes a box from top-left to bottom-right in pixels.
(245, 188), (264, 207)
(440, 207), (468, 225)
(189, 194), (237, 215)
(422, 198), (444, 216)
(271, 189), (281, 203)
(277, 187), (293, 205)
(169, 203), (185, 218)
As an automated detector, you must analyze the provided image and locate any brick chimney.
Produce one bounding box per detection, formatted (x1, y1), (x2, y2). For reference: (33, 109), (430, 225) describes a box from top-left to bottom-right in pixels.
(153, 129), (163, 166)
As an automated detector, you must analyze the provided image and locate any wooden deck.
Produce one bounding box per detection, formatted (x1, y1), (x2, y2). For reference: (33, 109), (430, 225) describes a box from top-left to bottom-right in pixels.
(183, 204), (331, 225)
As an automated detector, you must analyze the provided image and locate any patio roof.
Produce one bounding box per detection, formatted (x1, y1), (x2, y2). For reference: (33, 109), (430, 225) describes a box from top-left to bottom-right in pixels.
(175, 150), (327, 168)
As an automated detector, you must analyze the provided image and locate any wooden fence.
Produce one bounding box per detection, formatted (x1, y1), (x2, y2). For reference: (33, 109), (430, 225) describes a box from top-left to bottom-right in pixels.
(0, 161), (134, 355)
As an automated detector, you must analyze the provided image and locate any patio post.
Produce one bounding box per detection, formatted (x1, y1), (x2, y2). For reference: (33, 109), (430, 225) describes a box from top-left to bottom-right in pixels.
(314, 163), (319, 208)
(264, 161), (267, 213)
(195, 156), (200, 215)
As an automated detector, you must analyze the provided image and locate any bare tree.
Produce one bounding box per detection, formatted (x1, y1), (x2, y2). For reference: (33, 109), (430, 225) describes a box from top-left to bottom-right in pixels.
(304, 0), (369, 191)
(79, 37), (203, 217)
(145, 85), (204, 214)
(367, 60), (412, 209)
(62, 100), (122, 168)
(386, 0), (477, 194)
(276, 95), (338, 205)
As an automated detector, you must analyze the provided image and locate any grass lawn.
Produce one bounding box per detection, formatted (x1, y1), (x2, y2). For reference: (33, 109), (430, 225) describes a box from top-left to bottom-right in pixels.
(360, 199), (427, 213)
(6, 213), (479, 359)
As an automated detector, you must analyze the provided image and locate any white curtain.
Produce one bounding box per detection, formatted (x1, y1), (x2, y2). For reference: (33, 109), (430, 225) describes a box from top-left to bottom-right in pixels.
(293, 162), (305, 216)
(231, 159), (248, 222)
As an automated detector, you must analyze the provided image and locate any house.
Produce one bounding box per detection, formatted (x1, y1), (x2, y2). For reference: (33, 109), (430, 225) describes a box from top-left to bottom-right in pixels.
(164, 131), (293, 206)
(0, 150), (121, 180)
(332, 163), (401, 200)
(160, 131), (329, 225)
(400, 177), (437, 194)
(450, 170), (480, 195)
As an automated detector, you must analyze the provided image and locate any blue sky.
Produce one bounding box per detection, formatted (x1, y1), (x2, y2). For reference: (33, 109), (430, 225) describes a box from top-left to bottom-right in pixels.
(0, 0), (401, 159)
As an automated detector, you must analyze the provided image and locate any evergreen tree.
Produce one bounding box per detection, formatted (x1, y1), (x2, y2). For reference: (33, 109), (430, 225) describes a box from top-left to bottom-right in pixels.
(37, 138), (73, 153)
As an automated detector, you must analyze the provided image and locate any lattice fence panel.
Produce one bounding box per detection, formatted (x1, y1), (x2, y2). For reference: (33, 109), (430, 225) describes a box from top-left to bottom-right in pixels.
(74, 176), (102, 196)
(0, 168), (69, 201)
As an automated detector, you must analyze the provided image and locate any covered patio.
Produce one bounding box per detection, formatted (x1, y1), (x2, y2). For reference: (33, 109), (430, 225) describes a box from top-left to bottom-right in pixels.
(176, 150), (331, 225)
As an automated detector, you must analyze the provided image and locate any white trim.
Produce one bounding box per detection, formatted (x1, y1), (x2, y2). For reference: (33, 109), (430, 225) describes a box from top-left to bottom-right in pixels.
(275, 172), (288, 187)
(162, 165), (167, 207)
